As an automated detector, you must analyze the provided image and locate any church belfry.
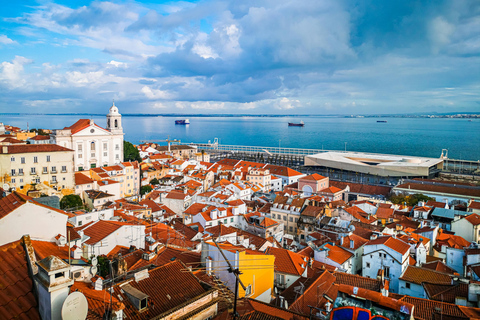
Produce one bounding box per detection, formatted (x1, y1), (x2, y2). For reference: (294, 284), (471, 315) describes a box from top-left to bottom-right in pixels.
(106, 101), (123, 134)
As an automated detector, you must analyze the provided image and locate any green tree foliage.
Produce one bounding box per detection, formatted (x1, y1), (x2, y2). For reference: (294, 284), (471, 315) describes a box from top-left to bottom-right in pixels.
(389, 193), (434, 206)
(140, 185), (153, 195)
(149, 178), (159, 185)
(96, 255), (110, 278)
(124, 141), (141, 162)
(60, 194), (83, 210)
(30, 128), (49, 135)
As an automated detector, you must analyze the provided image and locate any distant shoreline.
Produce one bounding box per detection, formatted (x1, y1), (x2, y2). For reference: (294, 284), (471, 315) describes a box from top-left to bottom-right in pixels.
(1, 113), (480, 119)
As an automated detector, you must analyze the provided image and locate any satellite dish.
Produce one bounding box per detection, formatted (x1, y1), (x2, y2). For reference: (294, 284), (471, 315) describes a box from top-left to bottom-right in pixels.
(61, 291), (88, 320)
(91, 266), (97, 276)
(2, 184), (9, 190)
(91, 257), (98, 266)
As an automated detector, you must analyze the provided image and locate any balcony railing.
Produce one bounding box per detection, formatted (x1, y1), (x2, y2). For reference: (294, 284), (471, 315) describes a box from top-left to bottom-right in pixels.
(50, 180), (58, 184)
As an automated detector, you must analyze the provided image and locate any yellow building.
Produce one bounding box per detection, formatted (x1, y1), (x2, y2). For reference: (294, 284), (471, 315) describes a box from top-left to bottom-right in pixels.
(89, 161), (140, 199)
(0, 144), (75, 192)
(204, 241), (275, 303)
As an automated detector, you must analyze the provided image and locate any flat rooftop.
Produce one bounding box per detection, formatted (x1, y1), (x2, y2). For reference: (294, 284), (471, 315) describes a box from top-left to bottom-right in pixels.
(305, 152), (444, 177)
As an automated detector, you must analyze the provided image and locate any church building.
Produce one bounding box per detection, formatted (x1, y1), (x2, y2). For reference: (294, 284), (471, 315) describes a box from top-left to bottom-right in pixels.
(52, 103), (124, 171)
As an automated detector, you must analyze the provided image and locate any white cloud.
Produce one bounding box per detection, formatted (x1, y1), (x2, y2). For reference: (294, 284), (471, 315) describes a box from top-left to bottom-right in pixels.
(190, 101), (225, 110)
(275, 97), (301, 110)
(0, 56), (33, 89)
(0, 35), (17, 45)
(141, 86), (171, 99)
(429, 16), (455, 54)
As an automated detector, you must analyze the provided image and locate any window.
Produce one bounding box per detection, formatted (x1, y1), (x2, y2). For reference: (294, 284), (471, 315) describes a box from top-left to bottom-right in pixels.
(51, 166), (57, 173)
(231, 218), (234, 222)
(115, 144), (119, 150)
(21, 157), (25, 164)
(52, 176), (57, 182)
(245, 284), (252, 297)
(224, 219), (227, 224)
(20, 179), (23, 183)
(283, 215), (287, 221)
(30, 167), (36, 174)
(11, 178), (15, 183)
(33, 156), (38, 163)
(90, 164), (96, 168)
(78, 167), (83, 171)
(295, 218), (298, 222)
(383, 266), (390, 278)
(103, 143), (107, 151)
(115, 154), (119, 160)
(289, 217), (293, 222)
(78, 154), (82, 159)
(46, 155), (51, 162)
(366, 263), (370, 268)
(43, 167), (48, 174)
(406, 283), (410, 289)
(18, 169), (23, 176)
(10, 156), (15, 162)
(272, 214), (275, 219)
(289, 226), (293, 232)
(91, 141), (95, 151)
(114, 119), (118, 128)
(11, 169), (15, 176)
(61, 166), (67, 173)
(78, 144), (82, 152)
(103, 152), (107, 157)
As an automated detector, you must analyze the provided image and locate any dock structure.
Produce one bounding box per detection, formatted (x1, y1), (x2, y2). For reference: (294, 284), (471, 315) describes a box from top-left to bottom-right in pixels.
(172, 140), (480, 184)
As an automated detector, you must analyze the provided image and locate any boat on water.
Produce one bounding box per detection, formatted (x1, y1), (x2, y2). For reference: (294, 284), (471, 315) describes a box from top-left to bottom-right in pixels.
(377, 120), (387, 123)
(175, 119), (190, 125)
(288, 121), (304, 127)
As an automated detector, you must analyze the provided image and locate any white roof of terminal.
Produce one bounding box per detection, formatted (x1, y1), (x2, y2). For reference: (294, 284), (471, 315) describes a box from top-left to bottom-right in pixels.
(307, 152), (443, 168)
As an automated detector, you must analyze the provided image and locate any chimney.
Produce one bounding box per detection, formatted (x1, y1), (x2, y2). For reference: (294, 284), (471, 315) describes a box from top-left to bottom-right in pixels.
(350, 239), (354, 249)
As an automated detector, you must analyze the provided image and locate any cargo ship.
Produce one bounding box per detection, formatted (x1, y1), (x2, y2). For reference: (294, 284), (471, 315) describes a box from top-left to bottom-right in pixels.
(288, 121), (304, 127)
(175, 119), (190, 125)
(376, 120), (387, 123)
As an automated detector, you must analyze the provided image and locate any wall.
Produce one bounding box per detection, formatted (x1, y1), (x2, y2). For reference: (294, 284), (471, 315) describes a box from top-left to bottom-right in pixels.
(398, 280), (426, 299)
(0, 202), (68, 246)
(84, 224), (145, 257)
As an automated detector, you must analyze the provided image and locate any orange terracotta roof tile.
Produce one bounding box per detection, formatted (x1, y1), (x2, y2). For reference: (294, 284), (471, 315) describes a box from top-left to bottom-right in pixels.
(366, 236), (411, 255)
(237, 298), (309, 320)
(76, 220), (134, 245)
(266, 247), (307, 276)
(300, 173), (326, 181)
(465, 213), (480, 226)
(0, 144), (73, 154)
(113, 261), (208, 319)
(399, 265), (453, 285)
(334, 272), (382, 292)
(323, 243), (354, 265)
(0, 240), (40, 320)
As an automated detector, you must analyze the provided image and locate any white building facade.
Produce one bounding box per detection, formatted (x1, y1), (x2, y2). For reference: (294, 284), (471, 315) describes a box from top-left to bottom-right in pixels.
(52, 103), (124, 171)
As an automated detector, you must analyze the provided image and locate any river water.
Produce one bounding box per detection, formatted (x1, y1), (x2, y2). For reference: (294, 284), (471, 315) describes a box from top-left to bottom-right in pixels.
(1, 114), (479, 161)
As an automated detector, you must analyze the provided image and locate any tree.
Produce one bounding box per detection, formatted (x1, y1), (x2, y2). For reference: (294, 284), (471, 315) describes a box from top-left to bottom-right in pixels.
(124, 141), (141, 162)
(140, 185), (152, 195)
(149, 178), (159, 185)
(60, 194), (83, 210)
(389, 193), (434, 206)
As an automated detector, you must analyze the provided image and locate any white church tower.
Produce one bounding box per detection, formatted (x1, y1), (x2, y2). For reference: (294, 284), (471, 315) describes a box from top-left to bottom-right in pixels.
(106, 101), (123, 134)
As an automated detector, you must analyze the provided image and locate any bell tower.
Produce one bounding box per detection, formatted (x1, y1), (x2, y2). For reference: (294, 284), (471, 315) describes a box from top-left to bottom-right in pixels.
(106, 101), (123, 134)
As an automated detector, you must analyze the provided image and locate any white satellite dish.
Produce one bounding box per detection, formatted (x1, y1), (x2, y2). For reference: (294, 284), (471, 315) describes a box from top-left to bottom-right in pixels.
(91, 257), (98, 266)
(2, 184), (9, 190)
(61, 291), (88, 320)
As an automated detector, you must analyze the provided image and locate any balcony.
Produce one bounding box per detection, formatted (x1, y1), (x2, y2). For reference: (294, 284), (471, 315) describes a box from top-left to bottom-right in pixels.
(30, 171), (37, 176)
(274, 280), (287, 290)
(50, 180), (58, 184)
(51, 170), (57, 174)
(18, 172), (24, 176)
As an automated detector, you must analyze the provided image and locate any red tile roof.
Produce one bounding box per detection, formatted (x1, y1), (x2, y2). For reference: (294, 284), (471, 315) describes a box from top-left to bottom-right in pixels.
(300, 173), (326, 181)
(399, 265), (453, 285)
(113, 261), (209, 319)
(423, 282), (468, 303)
(366, 236), (411, 255)
(165, 190), (188, 200)
(74, 172), (94, 185)
(0, 144), (73, 154)
(376, 207), (395, 219)
(31, 240), (69, 260)
(469, 201), (480, 210)
(421, 261), (457, 275)
(0, 191), (28, 219)
(392, 294), (480, 320)
(265, 247), (307, 276)
(264, 164), (303, 177)
(396, 182), (480, 198)
(76, 220), (134, 245)
(323, 243), (354, 265)
(334, 272), (383, 292)
(64, 119), (106, 134)
(0, 240), (40, 320)
(465, 213), (480, 226)
(70, 282), (124, 319)
(338, 233), (369, 250)
(329, 180), (392, 197)
(237, 298), (309, 320)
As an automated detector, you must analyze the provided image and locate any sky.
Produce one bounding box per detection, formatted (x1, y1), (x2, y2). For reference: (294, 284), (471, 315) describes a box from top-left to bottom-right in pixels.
(0, 0), (479, 115)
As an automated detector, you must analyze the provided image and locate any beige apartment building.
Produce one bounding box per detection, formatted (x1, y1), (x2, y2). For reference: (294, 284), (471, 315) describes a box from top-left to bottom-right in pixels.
(246, 168), (271, 191)
(0, 144), (75, 192)
(89, 161), (140, 199)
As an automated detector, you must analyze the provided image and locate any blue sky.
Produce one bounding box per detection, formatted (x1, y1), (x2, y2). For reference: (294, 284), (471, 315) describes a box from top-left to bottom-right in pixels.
(0, 0), (479, 114)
